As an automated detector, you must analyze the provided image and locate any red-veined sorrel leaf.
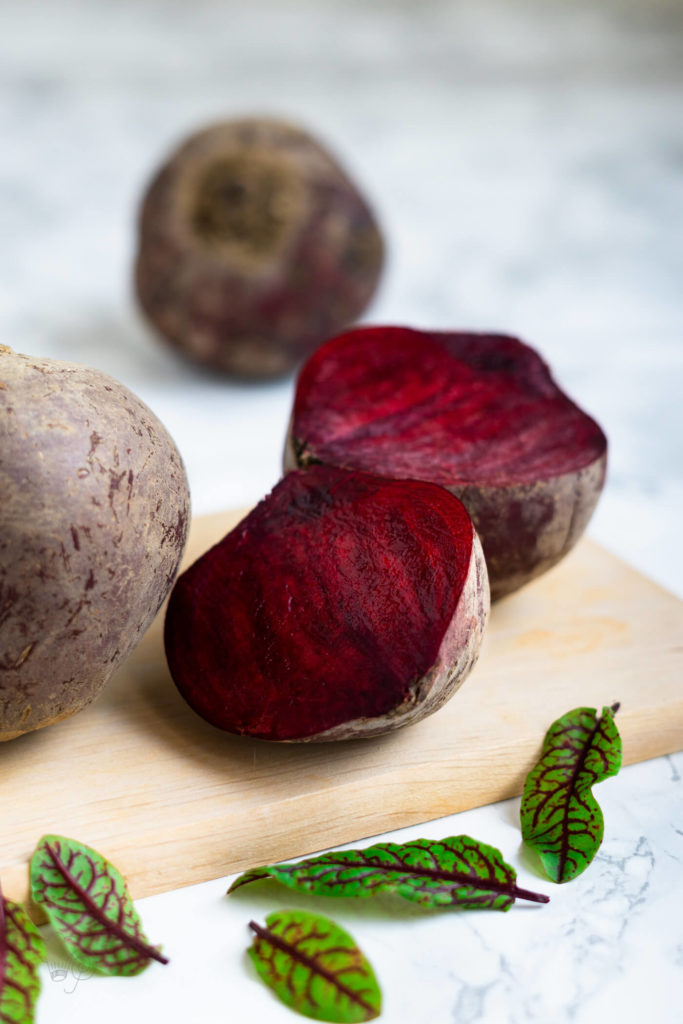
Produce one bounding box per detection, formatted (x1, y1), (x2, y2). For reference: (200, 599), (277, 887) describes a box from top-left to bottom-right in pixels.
(229, 835), (548, 910)
(248, 910), (381, 1022)
(520, 703), (622, 883)
(30, 835), (168, 976)
(0, 880), (46, 1024)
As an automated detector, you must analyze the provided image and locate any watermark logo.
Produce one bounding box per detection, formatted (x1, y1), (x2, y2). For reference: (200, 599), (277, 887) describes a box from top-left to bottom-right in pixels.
(46, 960), (92, 994)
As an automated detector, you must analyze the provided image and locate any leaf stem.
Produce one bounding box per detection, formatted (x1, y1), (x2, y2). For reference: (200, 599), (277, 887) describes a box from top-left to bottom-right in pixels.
(248, 920), (376, 1015)
(511, 885), (550, 904)
(43, 843), (169, 966)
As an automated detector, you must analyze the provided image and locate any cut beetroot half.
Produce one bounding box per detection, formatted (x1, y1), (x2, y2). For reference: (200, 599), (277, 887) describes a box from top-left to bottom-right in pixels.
(164, 466), (489, 741)
(285, 327), (608, 598)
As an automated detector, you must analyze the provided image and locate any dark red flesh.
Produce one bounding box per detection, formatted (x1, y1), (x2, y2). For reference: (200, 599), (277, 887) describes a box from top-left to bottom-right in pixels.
(287, 327), (608, 598)
(164, 467), (474, 741)
(291, 328), (606, 487)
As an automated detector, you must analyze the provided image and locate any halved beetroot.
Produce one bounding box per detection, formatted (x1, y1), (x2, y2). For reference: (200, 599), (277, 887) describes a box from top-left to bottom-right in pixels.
(164, 466), (489, 741)
(284, 327), (607, 599)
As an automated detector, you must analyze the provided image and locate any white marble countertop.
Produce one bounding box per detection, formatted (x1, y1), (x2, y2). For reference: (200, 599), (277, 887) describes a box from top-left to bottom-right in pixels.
(1, 1), (682, 1021)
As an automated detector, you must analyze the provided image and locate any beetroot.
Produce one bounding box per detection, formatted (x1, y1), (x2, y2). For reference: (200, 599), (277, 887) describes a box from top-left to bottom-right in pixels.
(284, 327), (607, 599)
(135, 117), (384, 378)
(164, 466), (488, 741)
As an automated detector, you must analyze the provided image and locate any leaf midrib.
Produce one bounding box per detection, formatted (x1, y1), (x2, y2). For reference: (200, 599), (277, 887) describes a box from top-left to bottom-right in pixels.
(42, 843), (168, 966)
(249, 919), (377, 1017)
(556, 708), (612, 880)
(277, 857), (548, 904)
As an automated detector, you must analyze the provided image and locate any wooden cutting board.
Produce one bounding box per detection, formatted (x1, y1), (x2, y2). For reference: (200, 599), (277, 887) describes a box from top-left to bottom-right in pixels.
(2, 510), (682, 908)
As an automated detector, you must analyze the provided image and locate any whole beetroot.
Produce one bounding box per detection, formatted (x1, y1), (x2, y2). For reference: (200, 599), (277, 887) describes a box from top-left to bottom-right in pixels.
(165, 466), (489, 741)
(284, 327), (608, 599)
(135, 118), (384, 378)
(0, 345), (190, 741)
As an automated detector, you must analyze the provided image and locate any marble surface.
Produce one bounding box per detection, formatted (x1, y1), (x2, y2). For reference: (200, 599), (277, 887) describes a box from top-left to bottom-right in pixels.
(1, 1), (682, 1021)
(37, 752), (683, 1024)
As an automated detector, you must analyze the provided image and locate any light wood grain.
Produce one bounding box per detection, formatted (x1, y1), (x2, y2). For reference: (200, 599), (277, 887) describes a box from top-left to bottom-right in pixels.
(2, 510), (682, 909)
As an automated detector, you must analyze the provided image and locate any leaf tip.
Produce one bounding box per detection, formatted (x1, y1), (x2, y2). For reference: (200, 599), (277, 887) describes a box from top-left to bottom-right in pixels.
(228, 868), (271, 895)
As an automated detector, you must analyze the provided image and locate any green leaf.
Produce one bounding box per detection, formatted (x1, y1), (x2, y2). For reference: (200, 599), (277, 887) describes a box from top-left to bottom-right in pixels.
(0, 882), (46, 1024)
(229, 835), (549, 910)
(248, 910), (381, 1022)
(30, 835), (168, 976)
(520, 703), (622, 883)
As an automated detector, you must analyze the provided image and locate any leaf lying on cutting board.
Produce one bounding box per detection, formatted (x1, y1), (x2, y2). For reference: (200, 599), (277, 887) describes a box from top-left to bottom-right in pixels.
(248, 910), (381, 1023)
(229, 835), (549, 910)
(30, 835), (168, 976)
(0, 880), (46, 1024)
(520, 703), (622, 883)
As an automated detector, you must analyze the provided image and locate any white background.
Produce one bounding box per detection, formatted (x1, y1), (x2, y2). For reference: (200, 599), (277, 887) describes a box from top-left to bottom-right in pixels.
(1, 1), (682, 1021)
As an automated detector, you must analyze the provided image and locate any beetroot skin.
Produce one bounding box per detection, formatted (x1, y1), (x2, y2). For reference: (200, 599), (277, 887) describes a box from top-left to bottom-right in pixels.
(284, 328), (608, 599)
(164, 466), (489, 742)
(135, 117), (384, 378)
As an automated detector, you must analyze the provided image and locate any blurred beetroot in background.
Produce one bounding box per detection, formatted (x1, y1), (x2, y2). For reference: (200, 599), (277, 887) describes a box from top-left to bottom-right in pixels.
(135, 117), (384, 379)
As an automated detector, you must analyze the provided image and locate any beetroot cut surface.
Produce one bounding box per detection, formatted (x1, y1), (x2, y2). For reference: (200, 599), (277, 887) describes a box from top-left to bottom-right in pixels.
(285, 327), (608, 598)
(164, 466), (488, 742)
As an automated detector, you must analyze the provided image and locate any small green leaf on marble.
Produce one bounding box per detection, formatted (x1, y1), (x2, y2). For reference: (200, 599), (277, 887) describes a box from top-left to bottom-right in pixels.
(248, 909), (381, 1022)
(521, 703), (622, 883)
(30, 835), (168, 976)
(229, 835), (549, 909)
(0, 880), (46, 1024)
